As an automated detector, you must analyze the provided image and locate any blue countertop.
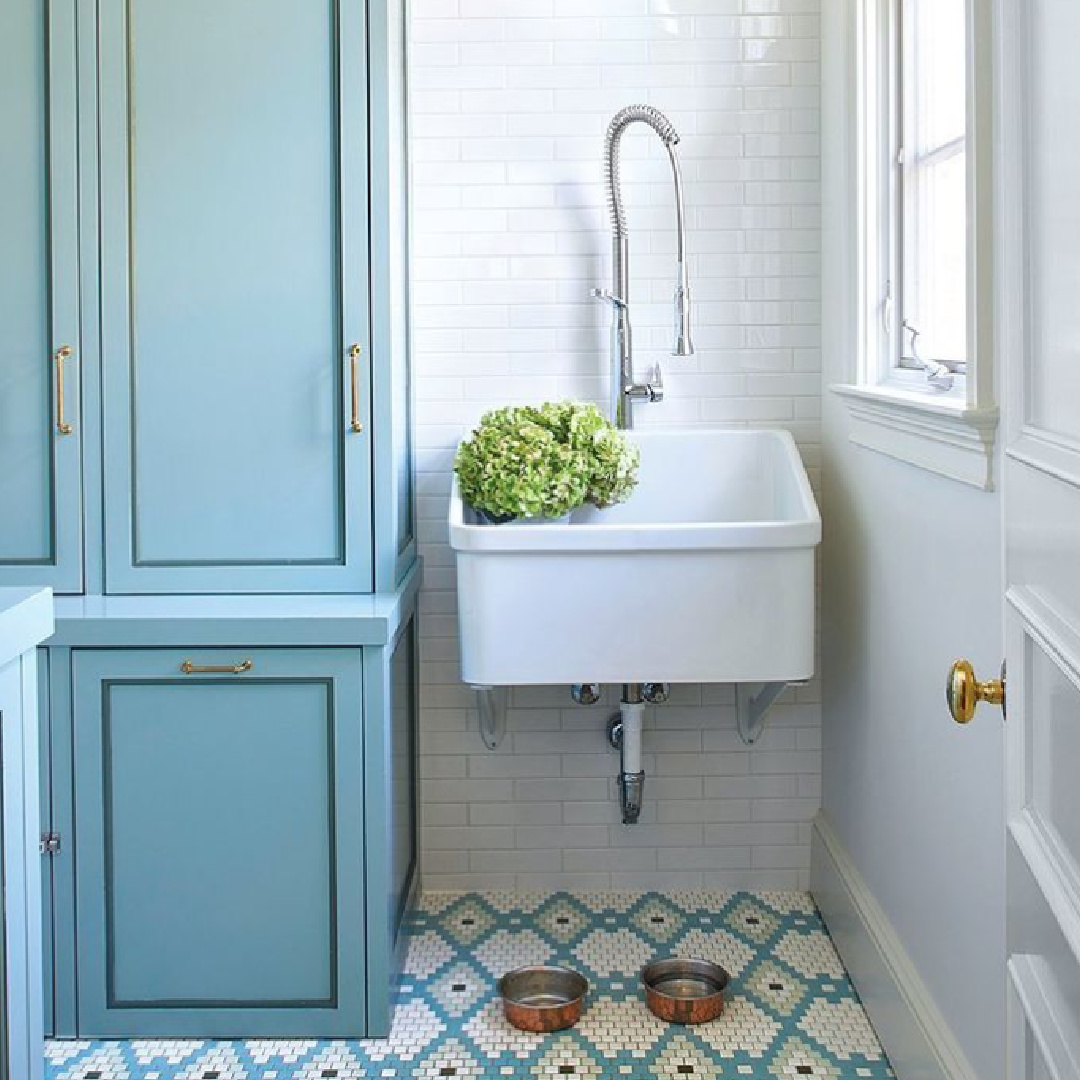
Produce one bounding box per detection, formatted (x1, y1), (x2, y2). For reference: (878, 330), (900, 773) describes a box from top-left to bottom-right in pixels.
(47, 561), (421, 648)
(0, 588), (55, 668)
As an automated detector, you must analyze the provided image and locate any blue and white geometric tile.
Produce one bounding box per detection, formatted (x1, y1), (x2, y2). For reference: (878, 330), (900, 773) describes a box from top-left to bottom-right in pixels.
(47, 891), (895, 1080)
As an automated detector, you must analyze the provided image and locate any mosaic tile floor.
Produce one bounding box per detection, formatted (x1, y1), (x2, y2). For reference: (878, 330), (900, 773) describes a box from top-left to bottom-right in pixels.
(46, 891), (894, 1080)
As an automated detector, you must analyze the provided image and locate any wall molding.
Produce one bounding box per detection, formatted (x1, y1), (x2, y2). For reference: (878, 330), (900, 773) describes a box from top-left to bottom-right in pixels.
(811, 815), (979, 1080)
(832, 384), (999, 490)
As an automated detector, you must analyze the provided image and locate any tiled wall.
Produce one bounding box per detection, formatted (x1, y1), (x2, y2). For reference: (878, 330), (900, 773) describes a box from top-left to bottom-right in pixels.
(410, 0), (823, 891)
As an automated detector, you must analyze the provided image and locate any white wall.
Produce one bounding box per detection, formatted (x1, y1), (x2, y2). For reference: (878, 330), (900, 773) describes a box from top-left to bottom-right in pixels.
(410, 0), (825, 891)
(817, 3), (1005, 1079)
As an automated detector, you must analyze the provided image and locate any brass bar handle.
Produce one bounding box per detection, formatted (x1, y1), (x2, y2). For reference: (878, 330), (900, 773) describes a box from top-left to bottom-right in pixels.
(181, 659), (254, 676)
(54, 345), (73, 435)
(348, 343), (364, 433)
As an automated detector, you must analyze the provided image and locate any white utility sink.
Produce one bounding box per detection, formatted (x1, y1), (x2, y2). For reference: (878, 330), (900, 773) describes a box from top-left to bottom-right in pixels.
(449, 428), (821, 686)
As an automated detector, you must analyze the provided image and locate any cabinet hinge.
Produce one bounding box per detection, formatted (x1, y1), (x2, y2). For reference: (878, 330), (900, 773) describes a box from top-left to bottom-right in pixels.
(40, 832), (61, 856)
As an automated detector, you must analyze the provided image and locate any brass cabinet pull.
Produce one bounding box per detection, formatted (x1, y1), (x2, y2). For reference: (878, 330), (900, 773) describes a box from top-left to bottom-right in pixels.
(181, 659), (254, 676)
(348, 343), (364, 433)
(54, 345), (74, 435)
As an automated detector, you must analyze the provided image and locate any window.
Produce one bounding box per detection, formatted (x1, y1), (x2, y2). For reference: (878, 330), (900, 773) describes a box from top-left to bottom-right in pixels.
(834, 0), (998, 489)
(893, 0), (968, 388)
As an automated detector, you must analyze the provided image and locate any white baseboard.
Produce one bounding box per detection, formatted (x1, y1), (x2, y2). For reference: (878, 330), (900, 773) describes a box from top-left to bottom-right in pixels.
(811, 815), (977, 1080)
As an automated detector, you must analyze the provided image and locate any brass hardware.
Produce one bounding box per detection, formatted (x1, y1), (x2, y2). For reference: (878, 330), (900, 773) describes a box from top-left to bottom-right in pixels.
(181, 659), (254, 676)
(54, 345), (73, 435)
(348, 343), (364, 433)
(946, 659), (1005, 724)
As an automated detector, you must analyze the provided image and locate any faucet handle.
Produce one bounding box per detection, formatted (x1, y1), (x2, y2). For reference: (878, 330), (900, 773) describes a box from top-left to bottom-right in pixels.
(591, 287), (626, 309)
(647, 363), (664, 403)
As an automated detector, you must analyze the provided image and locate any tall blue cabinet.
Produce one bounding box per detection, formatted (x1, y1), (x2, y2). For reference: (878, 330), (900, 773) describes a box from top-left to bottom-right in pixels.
(0, 0), (418, 1041)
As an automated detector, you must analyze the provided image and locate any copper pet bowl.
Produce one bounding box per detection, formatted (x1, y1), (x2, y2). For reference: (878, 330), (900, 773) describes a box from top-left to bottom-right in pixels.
(499, 965), (588, 1032)
(642, 958), (730, 1024)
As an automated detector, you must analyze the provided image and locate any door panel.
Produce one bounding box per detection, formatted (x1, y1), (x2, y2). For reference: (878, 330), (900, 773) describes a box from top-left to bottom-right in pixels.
(1024, 630), (1080, 893)
(1025, 0), (1080, 444)
(389, 618), (418, 943)
(1000, 0), (1080, 1074)
(72, 648), (365, 1036)
(0, 0), (82, 592)
(100, 0), (372, 594)
(1006, 846), (1080, 1080)
(0, 664), (11, 1080)
(0, 653), (45, 1080)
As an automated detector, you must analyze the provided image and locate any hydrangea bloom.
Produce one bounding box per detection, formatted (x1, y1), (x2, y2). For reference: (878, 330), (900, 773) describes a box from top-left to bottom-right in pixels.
(454, 402), (640, 520)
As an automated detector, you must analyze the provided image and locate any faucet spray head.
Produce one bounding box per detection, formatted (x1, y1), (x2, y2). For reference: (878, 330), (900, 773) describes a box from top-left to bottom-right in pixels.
(673, 266), (694, 357)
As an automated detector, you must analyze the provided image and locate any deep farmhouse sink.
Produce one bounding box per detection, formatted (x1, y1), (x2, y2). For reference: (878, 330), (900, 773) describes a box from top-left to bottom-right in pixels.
(449, 428), (821, 686)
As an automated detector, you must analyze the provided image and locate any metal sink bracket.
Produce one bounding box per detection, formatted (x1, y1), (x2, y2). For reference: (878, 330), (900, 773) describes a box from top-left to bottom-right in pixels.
(735, 682), (790, 746)
(473, 685), (508, 750)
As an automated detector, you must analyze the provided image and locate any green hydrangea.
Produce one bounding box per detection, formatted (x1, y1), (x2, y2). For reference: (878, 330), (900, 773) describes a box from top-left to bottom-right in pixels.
(454, 402), (640, 521)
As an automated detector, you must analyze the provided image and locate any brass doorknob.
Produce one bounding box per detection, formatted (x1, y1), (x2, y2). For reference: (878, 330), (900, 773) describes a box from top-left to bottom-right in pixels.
(946, 659), (1005, 724)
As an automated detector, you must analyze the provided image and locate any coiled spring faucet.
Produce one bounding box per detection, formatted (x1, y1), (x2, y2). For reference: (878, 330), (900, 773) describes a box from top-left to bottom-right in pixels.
(593, 105), (694, 429)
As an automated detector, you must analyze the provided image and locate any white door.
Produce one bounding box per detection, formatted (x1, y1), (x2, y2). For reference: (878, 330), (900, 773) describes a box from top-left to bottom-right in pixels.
(992, 1), (1080, 1076)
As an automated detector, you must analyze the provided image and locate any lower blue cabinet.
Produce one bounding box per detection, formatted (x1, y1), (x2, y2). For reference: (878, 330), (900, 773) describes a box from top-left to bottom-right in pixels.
(1, 629), (47, 1080)
(70, 647), (366, 1038)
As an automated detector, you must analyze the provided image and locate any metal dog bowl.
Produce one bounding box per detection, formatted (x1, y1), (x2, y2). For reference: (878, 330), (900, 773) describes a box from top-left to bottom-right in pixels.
(498, 965), (588, 1032)
(641, 958), (730, 1024)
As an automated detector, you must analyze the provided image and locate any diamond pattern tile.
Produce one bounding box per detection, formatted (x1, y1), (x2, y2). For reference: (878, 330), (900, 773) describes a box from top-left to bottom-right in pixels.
(46, 892), (894, 1079)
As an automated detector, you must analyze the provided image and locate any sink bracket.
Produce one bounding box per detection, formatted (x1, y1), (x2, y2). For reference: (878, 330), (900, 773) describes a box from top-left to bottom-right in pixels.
(472, 685), (508, 750)
(736, 682), (789, 745)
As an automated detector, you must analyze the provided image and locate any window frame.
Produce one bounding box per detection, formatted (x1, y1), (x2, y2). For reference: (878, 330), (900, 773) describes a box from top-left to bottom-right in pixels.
(895, 0), (970, 383)
(834, 0), (998, 489)
(871, 0), (970, 397)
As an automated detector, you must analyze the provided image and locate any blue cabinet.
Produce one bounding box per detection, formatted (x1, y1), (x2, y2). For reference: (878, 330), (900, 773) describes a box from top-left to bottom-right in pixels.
(2, 0), (414, 597)
(3, 0), (420, 1046)
(0, 649), (45, 1080)
(99, 0), (375, 594)
(42, 586), (420, 1039)
(0, 1), (83, 592)
(70, 648), (366, 1037)
(0, 590), (54, 1080)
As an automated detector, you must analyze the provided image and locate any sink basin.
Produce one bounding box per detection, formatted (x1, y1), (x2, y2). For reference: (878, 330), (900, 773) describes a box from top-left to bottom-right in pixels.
(449, 428), (821, 686)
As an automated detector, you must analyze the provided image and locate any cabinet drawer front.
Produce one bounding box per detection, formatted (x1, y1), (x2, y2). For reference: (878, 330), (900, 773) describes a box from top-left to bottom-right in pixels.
(0, 0), (82, 592)
(72, 648), (365, 1036)
(99, 0), (372, 594)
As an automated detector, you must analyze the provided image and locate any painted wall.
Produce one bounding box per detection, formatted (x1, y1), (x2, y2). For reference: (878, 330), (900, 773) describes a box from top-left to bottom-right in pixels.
(410, 0), (825, 890)
(817, 3), (1005, 1078)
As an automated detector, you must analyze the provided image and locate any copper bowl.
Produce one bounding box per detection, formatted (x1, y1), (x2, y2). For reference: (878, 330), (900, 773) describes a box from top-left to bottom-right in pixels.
(498, 965), (588, 1032)
(642, 958), (729, 1024)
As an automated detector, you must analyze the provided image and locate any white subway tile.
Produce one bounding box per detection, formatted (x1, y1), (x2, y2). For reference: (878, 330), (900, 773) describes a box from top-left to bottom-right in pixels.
(411, 0), (823, 890)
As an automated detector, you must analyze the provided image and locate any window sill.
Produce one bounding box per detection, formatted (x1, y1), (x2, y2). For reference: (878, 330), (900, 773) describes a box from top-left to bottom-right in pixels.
(831, 383), (999, 490)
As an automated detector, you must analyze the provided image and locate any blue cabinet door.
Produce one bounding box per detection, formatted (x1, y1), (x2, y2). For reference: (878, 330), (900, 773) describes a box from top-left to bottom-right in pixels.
(0, 0), (83, 593)
(99, 0), (373, 594)
(0, 651), (45, 1080)
(71, 648), (366, 1037)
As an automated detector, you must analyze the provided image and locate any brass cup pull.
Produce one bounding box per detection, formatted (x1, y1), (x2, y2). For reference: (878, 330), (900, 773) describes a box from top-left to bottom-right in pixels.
(946, 659), (1005, 724)
(348, 343), (364, 433)
(54, 345), (74, 435)
(181, 659), (254, 676)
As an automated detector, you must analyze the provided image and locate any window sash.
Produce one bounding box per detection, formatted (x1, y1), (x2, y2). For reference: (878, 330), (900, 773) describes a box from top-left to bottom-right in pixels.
(888, 0), (969, 380)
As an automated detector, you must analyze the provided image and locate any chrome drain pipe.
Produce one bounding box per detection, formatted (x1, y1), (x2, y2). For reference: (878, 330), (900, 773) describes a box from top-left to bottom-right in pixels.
(608, 684), (647, 824)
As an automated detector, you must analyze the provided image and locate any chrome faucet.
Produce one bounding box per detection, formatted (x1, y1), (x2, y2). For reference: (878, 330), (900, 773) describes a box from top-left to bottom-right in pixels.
(593, 105), (693, 430)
